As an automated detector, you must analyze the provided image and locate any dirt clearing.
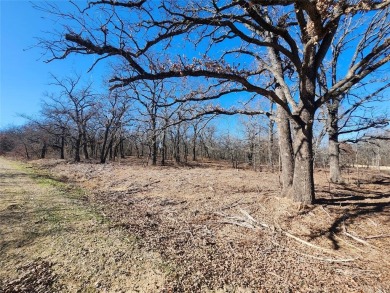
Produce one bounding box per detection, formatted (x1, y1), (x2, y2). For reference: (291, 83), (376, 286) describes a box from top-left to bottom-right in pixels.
(0, 157), (165, 292)
(1, 157), (390, 292)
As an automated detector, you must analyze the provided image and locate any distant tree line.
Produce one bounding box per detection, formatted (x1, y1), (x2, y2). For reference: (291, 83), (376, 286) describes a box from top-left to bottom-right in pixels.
(1, 72), (389, 172)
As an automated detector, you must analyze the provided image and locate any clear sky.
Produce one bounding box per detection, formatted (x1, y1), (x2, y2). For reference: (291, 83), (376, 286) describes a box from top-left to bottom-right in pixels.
(0, 0), (105, 129)
(0, 1), (388, 136)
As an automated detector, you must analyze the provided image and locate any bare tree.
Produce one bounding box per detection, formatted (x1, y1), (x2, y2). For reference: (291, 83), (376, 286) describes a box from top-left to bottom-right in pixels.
(95, 90), (129, 163)
(39, 0), (390, 203)
(317, 10), (390, 182)
(44, 74), (96, 162)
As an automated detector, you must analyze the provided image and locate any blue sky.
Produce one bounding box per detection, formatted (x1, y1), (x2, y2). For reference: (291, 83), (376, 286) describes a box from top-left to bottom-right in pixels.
(0, 0), (106, 128)
(0, 0), (243, 133)
(0, 1), (388, 137)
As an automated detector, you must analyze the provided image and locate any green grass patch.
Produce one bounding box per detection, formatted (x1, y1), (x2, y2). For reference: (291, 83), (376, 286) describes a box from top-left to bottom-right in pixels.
(13, 161), (110, 226)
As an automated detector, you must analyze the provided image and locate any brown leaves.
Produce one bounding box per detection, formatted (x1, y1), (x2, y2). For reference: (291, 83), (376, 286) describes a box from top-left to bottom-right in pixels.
(1, 261), (60, 293)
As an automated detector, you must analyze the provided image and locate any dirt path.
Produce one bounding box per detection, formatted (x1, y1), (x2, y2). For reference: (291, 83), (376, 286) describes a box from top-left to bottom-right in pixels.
(0, 157), (166, 292)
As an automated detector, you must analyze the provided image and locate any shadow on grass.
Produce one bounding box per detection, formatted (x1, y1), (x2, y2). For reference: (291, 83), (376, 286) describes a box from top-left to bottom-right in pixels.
(0, 203), (78, 256)
(312, 183), (390, 250)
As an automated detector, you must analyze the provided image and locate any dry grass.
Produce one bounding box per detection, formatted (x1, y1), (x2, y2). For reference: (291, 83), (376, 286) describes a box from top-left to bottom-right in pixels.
(0, 157), (166, 292)
(2, 156), (390, 292)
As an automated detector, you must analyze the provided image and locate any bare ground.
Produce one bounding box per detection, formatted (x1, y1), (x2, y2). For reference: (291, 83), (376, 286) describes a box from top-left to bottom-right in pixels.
(1, 156), (390, 292)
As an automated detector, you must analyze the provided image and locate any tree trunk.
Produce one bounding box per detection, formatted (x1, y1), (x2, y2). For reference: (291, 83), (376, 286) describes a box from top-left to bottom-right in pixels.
(109, 139), (113, 160)
(276, 105), (294, 194)
(248, 141), (254, 166)
(328, 100), (342, 183)
(120, 137), (125, 159)
(184, 142), (188, 163)
(161, 128), (167, 165)
(192, 133), (197, 161)
(82, 123), (89, 159)
(329, 134), (341, 183)
(289, 114), (315, 204)
(40, 141), (47, 159)
(175, 128), (181, 163)
(100, 127), (110, 164)
(268, 118), (275, 172)
(24, 143), (30, 160)
(152, 134), (158, 166)
(75, 135), (81, 162)
(60, 134), (65, 160)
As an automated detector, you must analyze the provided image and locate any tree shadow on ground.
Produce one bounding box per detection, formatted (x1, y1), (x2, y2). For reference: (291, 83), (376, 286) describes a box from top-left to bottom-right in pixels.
(313, 183), (390, 250)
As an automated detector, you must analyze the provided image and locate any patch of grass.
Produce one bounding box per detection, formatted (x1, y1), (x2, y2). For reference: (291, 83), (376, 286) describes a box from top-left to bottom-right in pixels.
(13, 162), (110, 227)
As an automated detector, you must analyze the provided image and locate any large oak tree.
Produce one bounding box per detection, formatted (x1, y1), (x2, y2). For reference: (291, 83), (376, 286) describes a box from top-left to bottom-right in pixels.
(40, 0), (390, 203)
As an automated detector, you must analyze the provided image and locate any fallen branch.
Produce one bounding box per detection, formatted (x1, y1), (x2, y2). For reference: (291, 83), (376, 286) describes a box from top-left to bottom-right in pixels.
(220, 198), (243, 211)
(333, 234), (365, 253)
(344, 231), (374, 247)
(365, 234), (390, 239)
(216, 209), (356, 260)
(342, 223), (377, 248)
(283, 231), (338, 256)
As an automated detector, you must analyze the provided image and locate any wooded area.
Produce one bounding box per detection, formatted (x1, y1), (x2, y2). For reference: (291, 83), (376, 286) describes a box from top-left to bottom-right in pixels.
(2, 2), (390, 291)
(2, 0), (390, 204)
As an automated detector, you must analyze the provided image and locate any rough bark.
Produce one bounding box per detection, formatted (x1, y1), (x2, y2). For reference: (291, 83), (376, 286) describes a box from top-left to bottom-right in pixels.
(290, 116), (315, 204)
(268, 116), (275, 172)
(327, 100), (343, 183)
(275, 87), (294, 194)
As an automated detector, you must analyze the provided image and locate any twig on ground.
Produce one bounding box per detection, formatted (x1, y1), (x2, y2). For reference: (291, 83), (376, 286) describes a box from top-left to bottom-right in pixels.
(239, 208), (269, 228)
(367, 218), (378, 227)
(365, 234), (390, 239)
(344, 231), (374, 247)
(342, 223), (377, 248)
(220, 198), (243, 211)
(283, 231), (338, 256)
(320, 206), (331, 219)
(143, 180), (161, 188)
(333, 234), (365, 253)
(216, 209), (355, 259)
